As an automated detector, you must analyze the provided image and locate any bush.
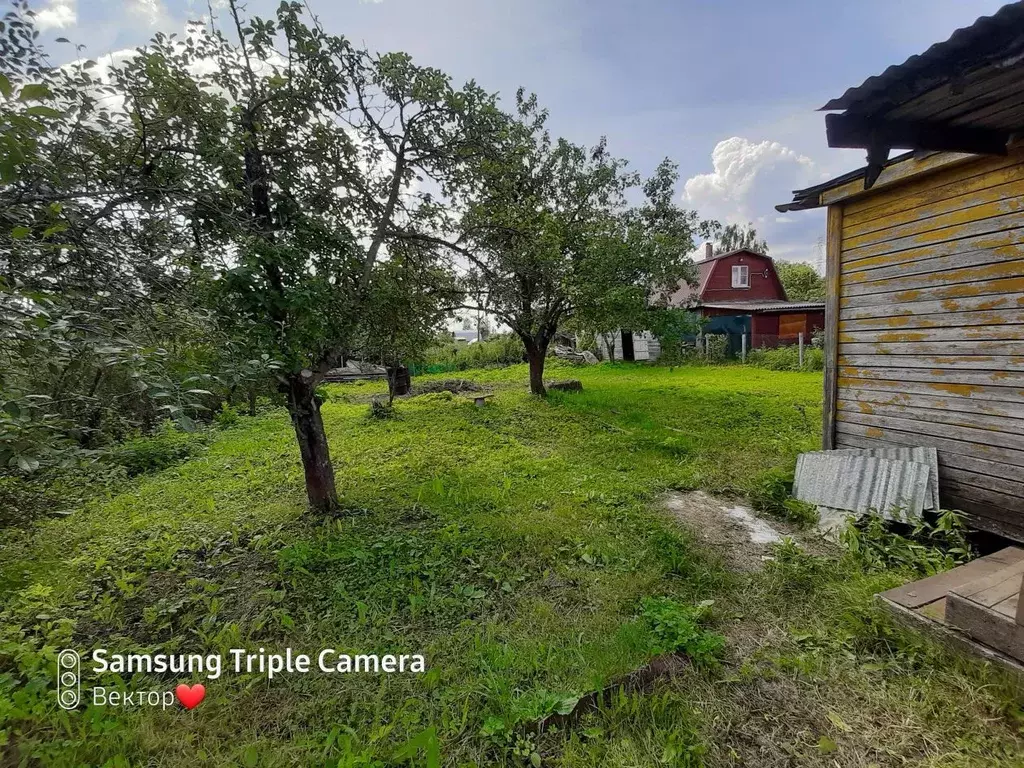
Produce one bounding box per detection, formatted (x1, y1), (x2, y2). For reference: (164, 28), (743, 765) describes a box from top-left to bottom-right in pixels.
(214, 403), (241, 428)
(109, 422), (206, 476)
(410, 334), (524, 374)
(703, 334), (728, 363)
(840, 509), (973, 576)
(747, 344), (824, 371)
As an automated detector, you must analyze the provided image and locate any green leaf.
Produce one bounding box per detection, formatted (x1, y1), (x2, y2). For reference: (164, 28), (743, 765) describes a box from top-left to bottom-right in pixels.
(242, 744), (258, 767)
(817, 735), (837, 754)
(555, 696), (579, 715)
(18, 83), (52, 102)
(530, 752), (542, 768)
(17, 456), (40, 473)
(25, 105), (64, 119)
(11, 226), (31, 239)
(0, 73), (11, 99)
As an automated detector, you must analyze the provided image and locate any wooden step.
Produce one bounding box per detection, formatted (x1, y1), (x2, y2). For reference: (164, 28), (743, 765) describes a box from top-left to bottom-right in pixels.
(945, 557), (1024, 662)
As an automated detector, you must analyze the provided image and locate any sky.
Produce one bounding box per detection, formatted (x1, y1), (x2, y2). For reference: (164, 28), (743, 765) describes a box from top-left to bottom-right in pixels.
(28, 0), (1011, 269)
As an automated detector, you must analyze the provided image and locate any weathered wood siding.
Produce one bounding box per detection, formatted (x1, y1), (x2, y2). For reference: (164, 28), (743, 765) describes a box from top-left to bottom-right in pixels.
(830, 152), (1024, 540)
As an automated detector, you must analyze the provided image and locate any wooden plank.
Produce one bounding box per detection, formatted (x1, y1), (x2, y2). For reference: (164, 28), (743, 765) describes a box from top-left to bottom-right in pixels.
(842, 154), (1021, 226)
(836, 410), (1024, 453)
(877, 595), (1024, 678)
(845, 249), (1024, 287)
(834, 421), (1024, 470)
(942, 467), (1024, 500)
(1018, 580), (1024, 626)
(837, 386), (1024, 418)
(841, 210), (1024, 264)
(842, 256), (1024, 299)
(878, 547), (1024, 609)
(941, 481), (1024, 515)
(839, 354), (1024, 372)
(837, 374), (1024, 403)
(836, 399), (1024, 437)
(839, 341), (1024, 356)
(942, 494), (1024, 540)
(840, 276), (1024, 310)
(938, 452), (1024, 482)
(955, 561), (1024, 605)
(842, 192), (1024, 251)
(823, 204), (842, 450)
(840, 326), (1024, 343)
(840, 293), (1024, 321)
(842, 229), (1024, 275)
(840, 307), (1024, 330)
(945, 591), (1024, 661)
(821, 153), (981, 208)
(843, 170), (1024, 239)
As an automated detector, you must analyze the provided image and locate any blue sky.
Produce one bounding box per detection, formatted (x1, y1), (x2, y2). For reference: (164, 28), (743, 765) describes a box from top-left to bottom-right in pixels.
(31, 0), (1010, 266)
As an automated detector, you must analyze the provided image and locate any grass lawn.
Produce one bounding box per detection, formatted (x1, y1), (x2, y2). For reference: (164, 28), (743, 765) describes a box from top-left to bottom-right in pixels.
(1, 362), (1022, 766)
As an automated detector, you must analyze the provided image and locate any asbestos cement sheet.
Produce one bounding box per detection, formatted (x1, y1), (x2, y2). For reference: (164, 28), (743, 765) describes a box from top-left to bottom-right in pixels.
(831, 446), (939, 511)
(793, 453), (931, 520)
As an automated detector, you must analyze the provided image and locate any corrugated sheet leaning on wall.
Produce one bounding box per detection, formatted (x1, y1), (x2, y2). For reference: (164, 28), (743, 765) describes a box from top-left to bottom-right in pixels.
(794, 452), (932, 520)
(831, 152), (1024, 538)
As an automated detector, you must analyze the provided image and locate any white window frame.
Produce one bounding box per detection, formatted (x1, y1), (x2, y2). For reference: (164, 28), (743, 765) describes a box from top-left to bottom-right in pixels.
(731, 264), (749, 288)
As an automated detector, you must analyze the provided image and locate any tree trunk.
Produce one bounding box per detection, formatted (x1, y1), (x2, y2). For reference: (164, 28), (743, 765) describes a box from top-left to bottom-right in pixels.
(525, 340), (548, 396)
(247, 388), (257, 417)
(284, 372), (339, 513)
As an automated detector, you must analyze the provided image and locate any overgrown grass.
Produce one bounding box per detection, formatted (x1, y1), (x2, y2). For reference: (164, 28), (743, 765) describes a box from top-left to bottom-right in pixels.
(1, 362), (1020, 766)
(410, 334), (524, 374)
(747, 344), (825, 372)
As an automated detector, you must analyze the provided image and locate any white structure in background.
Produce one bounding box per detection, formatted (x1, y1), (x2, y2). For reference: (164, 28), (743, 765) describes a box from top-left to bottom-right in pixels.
(596, 330), (662, 362)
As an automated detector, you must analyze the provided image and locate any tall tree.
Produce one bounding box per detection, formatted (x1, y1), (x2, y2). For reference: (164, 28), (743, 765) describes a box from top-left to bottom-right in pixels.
(105, 2), (498, 511)
(713, 222), (768, 255)
(775, 260), (825, 301)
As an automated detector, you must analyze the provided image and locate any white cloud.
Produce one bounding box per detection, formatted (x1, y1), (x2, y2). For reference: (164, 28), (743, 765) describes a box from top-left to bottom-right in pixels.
(34, 0), (76, 31)
(127, 0), (171, 29)
(683, 136), (831, 266)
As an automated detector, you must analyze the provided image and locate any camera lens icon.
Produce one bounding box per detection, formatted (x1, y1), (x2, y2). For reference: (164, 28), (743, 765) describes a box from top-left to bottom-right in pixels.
(56, 650), (81, 710)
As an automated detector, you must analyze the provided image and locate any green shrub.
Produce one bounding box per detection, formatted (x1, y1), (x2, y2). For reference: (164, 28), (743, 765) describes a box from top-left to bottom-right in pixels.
(703, 334), (728, 362)
(214, 403), (241, 428)
(411, 334), (524, 374)
(640, 597), (725, 666)
(109, 422), (205, 476)
(840, 509), (973, 576)
(747, 344), (824, 371)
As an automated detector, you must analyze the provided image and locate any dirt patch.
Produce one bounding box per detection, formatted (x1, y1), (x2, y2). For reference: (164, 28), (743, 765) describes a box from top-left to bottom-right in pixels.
(662, 491), (788, 572)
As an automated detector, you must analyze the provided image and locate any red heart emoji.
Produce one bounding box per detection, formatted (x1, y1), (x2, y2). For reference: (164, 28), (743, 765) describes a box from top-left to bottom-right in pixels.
(175, 683), (206, 710)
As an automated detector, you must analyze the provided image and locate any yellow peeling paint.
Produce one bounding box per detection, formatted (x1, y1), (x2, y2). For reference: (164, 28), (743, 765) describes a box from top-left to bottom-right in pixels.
(941, 299), (961, 312)
(866, 427), (884, 438)
(875, 331), (927, 342)
(857, 402), (875, 414)
(929, 382), (979, 396)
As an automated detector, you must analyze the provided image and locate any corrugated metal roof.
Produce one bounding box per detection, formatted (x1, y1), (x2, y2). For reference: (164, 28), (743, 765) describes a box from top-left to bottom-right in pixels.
(821, 2), (1024, 115)
(793, 453), (931, 520)
(699, 300), (825, 312)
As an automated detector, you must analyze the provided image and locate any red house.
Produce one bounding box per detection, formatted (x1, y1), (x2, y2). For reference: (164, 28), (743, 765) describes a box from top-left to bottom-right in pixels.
(668, 245), (825, 348)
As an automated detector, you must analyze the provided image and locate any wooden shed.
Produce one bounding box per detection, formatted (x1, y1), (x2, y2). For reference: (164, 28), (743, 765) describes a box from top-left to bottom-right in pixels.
(778, 3), (1024, 541)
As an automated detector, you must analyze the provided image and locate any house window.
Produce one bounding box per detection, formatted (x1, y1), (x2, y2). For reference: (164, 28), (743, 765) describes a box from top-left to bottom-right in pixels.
(731, 264), (749, 288)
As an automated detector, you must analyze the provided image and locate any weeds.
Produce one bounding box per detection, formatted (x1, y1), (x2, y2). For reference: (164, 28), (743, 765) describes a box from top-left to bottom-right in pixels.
(841, 508), (973, 576)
